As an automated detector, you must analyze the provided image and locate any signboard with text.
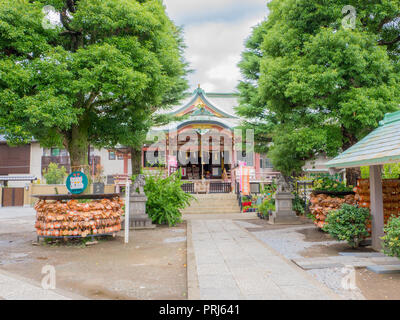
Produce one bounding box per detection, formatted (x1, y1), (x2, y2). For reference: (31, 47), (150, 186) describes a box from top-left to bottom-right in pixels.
(66, 171), (89, 194)
(240, 166), (251, 196)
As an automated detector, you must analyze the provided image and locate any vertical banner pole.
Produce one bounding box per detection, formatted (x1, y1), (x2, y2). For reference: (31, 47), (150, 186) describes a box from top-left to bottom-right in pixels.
(125, 179), (130, 244)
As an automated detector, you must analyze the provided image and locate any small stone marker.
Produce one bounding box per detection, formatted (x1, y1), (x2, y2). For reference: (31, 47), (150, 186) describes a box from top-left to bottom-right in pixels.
(93, 182), (105, 194)
(85, 241), (98, 246)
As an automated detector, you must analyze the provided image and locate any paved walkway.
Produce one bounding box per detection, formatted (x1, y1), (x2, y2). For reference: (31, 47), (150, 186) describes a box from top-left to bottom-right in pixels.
(188, 219), (339, 300)
(0, 269), (83, 300)
(0, 207), (35, 219)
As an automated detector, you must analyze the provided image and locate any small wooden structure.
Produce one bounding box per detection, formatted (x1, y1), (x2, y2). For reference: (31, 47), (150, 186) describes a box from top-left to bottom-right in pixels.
(33, 193), (124, 241)
(327, 111), (400, 250)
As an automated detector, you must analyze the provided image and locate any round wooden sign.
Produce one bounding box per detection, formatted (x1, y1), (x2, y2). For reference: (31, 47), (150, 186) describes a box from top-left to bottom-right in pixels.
(66, 171), (89, 194)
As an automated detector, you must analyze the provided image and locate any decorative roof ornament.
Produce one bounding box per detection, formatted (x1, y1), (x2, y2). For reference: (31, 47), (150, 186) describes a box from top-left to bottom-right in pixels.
(196, 128), (210, 136)
(191, 103), (214, 117)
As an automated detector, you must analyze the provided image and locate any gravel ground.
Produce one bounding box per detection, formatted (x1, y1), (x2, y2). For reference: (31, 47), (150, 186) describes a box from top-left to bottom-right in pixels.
(247, 223), (365, 300)
(308, 267), (364, 300)
(252, 225), (339, 259)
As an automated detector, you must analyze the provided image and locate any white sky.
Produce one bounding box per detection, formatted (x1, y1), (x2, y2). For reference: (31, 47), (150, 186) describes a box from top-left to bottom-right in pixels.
(163, 0), (269, 93)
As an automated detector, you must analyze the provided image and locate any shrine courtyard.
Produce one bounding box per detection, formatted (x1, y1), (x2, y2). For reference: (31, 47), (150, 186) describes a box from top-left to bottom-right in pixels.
(1, 207), (400, 300)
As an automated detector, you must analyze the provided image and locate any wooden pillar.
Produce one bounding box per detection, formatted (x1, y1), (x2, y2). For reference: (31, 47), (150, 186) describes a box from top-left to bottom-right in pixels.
(369, 165), (384, 251)
(255, 153), (261, 179)
(123, 154), (128, 175)
(141, 149), (145, 169)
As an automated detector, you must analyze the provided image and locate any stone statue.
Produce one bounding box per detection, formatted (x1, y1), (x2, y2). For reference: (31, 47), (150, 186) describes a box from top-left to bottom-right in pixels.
(131, 174), (146, 195)
(126, 174), (154, 230)
(276, 175), (291, 193)
(270, 175), (299, 225)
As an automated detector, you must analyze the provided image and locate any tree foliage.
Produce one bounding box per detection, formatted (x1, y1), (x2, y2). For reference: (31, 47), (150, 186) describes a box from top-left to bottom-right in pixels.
(0, 0), (188, 170)
(237, 0), (400, 176)
(43, 162), (67, 185)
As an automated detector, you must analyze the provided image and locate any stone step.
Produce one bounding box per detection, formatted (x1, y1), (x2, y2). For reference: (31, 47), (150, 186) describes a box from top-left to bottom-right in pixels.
(192, 194), (237, 200)
(183, 208), (241, 214)
(292, 256), (400, 270)
(183, 210), (242, 215)
(367, 265), (400, 274)
(183, 193), (241, 215)
(186, 201), (239, 208)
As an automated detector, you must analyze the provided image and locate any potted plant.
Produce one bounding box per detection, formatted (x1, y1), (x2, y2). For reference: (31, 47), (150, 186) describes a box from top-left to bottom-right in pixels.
(243, 205), (251, 213)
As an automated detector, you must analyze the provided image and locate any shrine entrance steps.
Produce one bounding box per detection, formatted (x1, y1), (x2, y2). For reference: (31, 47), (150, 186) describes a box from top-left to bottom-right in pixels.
(182, 194), (241, 215)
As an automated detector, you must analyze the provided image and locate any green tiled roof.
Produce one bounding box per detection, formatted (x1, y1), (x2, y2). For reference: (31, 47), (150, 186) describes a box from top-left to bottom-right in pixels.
(326, 111), (400, 169)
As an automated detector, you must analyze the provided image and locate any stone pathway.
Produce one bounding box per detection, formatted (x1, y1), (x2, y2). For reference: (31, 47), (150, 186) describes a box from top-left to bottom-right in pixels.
(293, 255), (400, 270)
(189, 219), (338, 300)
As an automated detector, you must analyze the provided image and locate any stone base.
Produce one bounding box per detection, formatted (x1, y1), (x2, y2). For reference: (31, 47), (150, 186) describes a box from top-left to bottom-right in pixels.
(122, 216), (156, 230)
(268, 213), (302, 225)
(125, 194), (155, 230)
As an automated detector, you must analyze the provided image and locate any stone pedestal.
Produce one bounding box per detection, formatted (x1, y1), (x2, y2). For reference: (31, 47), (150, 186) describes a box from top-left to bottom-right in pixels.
(269, 192), (301, 225)
(124, 194), (155, 230)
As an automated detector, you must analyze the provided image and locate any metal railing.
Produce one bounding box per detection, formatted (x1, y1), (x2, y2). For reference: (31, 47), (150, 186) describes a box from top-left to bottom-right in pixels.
(181, 183), (195, 194)
(209, 182), (231, 194)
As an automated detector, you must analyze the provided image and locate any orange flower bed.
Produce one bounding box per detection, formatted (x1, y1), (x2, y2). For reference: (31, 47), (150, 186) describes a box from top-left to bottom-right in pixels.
(310, 193), (356, 229)
(34, 198), (124, 238)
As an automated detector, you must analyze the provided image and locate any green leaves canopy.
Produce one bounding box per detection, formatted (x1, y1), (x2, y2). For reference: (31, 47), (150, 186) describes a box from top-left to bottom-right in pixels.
(0, 0), (188, 168)
(237, 0), (400, 176)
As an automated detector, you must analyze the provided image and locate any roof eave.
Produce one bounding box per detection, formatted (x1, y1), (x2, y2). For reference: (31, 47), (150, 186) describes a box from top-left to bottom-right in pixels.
(326, 155), (400, 169)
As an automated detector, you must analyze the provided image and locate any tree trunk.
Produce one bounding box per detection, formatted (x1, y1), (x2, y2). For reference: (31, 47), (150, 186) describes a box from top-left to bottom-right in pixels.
(65, 122), (90, 175)
(130, 147), (142, 176)
(346, 167), (361, 187)
(341, 126), (361, 187)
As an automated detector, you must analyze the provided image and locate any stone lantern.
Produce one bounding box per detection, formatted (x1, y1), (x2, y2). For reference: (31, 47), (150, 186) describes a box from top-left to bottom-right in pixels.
(269, 175), (300, 224)
(128, 175), (155, 229)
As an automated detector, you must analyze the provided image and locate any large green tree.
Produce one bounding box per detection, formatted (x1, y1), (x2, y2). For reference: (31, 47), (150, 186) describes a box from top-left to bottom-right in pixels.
(87, 25), (189, 175)
(237, 0), (400, 182)
(0, 0), (188, 173)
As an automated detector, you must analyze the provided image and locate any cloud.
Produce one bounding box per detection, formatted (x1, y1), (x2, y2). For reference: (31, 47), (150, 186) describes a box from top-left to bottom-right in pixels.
(164, 0), (267, 24)
(183, 16), (266, 92)
(164, 0), (269, 92)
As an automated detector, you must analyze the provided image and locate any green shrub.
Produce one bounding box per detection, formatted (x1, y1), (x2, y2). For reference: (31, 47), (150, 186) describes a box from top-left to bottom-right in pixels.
(262, 182), (277, 195)
(43, 163), (67, 185)
(361, 164), (400, 179)
(382, 216), (400, 258)
(292, 193), (305, 215)
(143, 170), (193, 226)
(258, 196), (275, 217)
(323, 204), (371, 248)
(313, 176), (353, 193)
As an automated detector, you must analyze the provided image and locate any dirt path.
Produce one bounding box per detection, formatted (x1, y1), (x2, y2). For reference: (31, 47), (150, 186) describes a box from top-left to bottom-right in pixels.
(0, 217), (187, 300)
(356, 268), (400, 300)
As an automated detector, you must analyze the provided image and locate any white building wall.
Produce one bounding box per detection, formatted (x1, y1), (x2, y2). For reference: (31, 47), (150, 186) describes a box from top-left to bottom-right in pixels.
(98, 148), (128, 177)
(30, 142), (43, 181)
(7, 142), (43, 187)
